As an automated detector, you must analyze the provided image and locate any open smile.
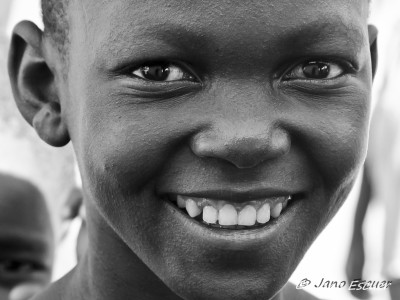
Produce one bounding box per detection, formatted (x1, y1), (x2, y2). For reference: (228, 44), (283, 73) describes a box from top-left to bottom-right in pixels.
(166, 192), (303, 230)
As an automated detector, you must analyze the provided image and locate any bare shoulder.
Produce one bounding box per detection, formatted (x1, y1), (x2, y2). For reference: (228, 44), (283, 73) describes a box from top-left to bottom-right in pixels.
(282, 283), (324, 300)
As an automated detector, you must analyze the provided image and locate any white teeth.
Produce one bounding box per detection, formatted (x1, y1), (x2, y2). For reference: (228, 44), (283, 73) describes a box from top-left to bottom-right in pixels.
(282, 200), (288, 209)
(175, 194), (292, 227)
(256, 203), (271, 224)
(219, 204), (238, 226)
(203, 206), (218, 224)
(238, 205), (257, 226)
(271, 202), (283, 218)
(177, 195), (186, 208)
(185, 199), (202, 217)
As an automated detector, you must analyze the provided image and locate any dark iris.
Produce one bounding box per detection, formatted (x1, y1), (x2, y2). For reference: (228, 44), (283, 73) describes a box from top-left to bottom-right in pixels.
(302, 62), (330, 79)
(141, 63), (170, 81)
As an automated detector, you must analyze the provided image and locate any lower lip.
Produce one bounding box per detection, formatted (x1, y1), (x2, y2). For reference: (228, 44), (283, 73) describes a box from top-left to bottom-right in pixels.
(163, 194), (303, 243)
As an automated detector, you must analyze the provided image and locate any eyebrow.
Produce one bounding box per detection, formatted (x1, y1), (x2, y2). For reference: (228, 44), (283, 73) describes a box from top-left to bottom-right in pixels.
(274, 18), (366, 56)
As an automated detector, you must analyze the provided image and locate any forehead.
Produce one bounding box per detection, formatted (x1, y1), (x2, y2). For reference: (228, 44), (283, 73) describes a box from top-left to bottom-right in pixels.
(70, 0), (369, 68)
(77, 0), (368, 24)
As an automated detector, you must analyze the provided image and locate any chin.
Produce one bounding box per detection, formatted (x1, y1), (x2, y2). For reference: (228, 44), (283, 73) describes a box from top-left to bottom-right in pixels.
(149, 190), (324, 300)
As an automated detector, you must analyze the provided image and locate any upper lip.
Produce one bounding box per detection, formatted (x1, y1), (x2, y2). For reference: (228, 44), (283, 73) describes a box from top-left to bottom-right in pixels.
(166, 188), (299, 203)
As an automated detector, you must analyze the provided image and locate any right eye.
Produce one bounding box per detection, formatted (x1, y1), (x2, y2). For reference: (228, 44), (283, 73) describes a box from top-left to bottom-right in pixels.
(132, 62), (196, 82)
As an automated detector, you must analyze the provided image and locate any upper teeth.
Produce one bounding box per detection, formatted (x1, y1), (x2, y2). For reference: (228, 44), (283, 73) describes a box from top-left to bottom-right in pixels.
(174, 195), (291, 227)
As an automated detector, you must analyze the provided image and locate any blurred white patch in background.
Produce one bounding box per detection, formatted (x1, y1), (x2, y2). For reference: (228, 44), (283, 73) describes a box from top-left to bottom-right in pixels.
(6, 0), (43, 35)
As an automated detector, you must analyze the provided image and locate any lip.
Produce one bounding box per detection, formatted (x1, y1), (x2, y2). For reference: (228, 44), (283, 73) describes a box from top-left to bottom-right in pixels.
(162, 188), (301, 203)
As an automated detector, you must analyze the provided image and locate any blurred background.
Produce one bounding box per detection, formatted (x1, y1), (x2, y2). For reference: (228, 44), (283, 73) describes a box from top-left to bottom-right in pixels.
(1, 1), (399, 299)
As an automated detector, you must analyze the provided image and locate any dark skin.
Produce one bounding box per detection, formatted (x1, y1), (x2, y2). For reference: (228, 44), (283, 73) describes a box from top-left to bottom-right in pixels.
(0, 174), (53, 300)
(8, 0), (377, 299)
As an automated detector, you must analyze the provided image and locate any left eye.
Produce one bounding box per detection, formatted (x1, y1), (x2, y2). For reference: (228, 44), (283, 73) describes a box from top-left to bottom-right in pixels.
(284, 61), (344, 80)
(132, 62), (195, 82)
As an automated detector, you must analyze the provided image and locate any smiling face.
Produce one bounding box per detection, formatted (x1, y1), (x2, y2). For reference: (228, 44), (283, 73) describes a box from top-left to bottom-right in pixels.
(60, 0), (374, 299)
(0, 175), (53, 300)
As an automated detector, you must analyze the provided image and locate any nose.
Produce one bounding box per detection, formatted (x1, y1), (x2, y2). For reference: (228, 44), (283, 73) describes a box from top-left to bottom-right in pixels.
(191, 120), (290, 169)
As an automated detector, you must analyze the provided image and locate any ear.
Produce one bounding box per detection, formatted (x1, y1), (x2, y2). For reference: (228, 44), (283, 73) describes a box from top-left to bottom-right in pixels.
(8, 21), (70, 147)
(368, 24), (378, 80)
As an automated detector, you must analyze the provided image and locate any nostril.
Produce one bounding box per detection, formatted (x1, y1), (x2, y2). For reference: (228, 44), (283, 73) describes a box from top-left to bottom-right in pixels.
(223, 138), (288, 169)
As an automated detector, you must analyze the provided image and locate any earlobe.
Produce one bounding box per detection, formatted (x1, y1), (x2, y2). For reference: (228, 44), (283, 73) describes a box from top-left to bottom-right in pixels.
(8, 20), (70, 147)
(368, 24), (378, 80)
(32, 103), (70, 147)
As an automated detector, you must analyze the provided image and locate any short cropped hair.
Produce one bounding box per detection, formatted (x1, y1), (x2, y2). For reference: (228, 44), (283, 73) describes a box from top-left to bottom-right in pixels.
(41, 0), (70, 58)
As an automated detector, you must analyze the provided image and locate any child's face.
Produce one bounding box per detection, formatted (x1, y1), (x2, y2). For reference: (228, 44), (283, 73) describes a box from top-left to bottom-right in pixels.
(0, 185), (53, 300)
(65, 0), (373, 298)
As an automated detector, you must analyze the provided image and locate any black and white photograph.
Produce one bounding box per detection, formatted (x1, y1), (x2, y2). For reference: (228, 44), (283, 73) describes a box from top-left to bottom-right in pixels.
(0, 0), (399, 299)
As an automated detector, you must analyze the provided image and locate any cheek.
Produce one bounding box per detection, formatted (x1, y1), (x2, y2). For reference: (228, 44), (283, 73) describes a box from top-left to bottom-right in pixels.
(76, 98), (192, 219)
(296, 90), (370, 194)
(81, 115), (169, 195)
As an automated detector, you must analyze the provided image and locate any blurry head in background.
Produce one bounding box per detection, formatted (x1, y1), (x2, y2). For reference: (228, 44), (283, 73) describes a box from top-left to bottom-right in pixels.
(0, 173), (53, 300)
